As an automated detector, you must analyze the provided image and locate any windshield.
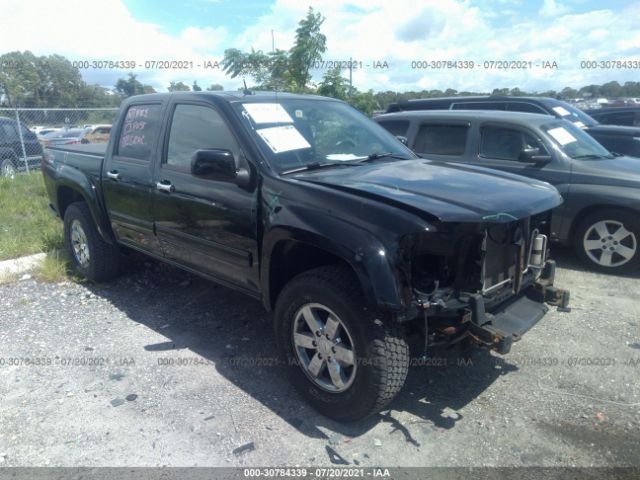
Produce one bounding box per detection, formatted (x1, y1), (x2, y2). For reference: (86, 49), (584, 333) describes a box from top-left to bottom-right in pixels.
(233, 98), (414, 173)
(547, 100), (598, 128)
(543, 121), (611, 159)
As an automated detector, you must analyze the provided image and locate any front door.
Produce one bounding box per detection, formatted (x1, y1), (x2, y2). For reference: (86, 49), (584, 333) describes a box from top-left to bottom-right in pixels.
(152, 102), (259, 293)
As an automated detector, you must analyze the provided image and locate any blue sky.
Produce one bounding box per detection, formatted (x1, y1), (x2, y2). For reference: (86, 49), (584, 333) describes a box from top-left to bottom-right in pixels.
(124, 0), (274, 36)
(2, 0), (639, 94)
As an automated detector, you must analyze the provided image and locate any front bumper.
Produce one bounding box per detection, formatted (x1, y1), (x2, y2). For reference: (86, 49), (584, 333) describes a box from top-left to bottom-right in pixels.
(466, 260), (569, 354)
(413, 260), (569, 354)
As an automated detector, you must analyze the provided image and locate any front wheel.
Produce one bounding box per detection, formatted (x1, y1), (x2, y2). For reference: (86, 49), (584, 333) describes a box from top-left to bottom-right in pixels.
(574, 209), (640, 274)
(275, 265), (409, 421)
(64, 202), (120, 281)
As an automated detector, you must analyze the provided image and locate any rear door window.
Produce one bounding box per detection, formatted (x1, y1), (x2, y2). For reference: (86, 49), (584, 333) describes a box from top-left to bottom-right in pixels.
(452, 102), (506, 111)
(480, 126), (548, 161)
(414, 124), (469, 155)
(377, 120), (410, 137)
(507, 102), (547, 114)
(117, 104), (162, 161)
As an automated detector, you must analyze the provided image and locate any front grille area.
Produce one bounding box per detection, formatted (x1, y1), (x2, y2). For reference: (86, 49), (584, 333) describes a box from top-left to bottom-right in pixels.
(482, 223), (523, 294)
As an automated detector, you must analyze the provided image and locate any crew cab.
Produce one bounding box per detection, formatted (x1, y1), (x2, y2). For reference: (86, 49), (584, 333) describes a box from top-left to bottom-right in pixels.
(376, 110), (640, 274)
(42, 92), (568, 421)
(386, 96), (640, 159)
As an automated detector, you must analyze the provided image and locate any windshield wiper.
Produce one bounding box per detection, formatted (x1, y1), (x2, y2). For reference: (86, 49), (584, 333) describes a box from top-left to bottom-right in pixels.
(572, 154), (607, 160)
(353, 152), (412, 163)
(281, 161), (360, 175)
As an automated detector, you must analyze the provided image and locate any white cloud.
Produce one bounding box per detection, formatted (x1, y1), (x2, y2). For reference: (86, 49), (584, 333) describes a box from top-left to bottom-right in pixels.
(539, 0), (569, 17)
(1, 0), (639, 95)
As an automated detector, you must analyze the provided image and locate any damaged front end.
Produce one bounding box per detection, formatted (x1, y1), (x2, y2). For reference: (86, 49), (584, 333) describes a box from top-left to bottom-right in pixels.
(397, 212), (570, 355)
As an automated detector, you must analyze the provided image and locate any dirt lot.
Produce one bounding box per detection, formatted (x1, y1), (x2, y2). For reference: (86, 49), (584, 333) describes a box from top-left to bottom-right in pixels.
(0, 247), (638, 468)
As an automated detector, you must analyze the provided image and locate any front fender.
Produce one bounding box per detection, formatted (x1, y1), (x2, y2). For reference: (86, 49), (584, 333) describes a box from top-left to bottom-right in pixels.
(261, 204), (405, 313)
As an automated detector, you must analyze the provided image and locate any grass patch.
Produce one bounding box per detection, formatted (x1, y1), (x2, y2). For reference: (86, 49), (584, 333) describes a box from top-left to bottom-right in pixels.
(0, 172), (64, 261)
(33, 249), (72, 283)
(0, 271), (19, 285)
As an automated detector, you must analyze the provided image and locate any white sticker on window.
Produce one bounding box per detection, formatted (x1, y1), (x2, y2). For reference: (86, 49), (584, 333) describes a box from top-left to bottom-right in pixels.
(326, 154), (361, 161)
(547, 127), (577, 145)
(257, 125), (310, 153)
(243, 103), (293, 124)
(552, 106), (571, 117)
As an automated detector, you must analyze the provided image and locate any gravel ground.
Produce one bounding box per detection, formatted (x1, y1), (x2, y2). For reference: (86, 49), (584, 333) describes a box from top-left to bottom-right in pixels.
(0, 247), (638, 467)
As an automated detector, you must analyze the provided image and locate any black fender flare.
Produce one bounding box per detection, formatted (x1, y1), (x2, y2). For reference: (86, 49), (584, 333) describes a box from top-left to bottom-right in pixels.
(261, 217), (405, 313)
(56, 164), (116, 244)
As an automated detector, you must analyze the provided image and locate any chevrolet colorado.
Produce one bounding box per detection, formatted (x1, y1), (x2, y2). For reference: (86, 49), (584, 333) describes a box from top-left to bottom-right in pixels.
(42, 91), (569, 421)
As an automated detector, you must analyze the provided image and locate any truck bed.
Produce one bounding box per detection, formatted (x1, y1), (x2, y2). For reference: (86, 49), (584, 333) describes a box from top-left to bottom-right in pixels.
(47, 143), (107, 158)
(45, 143), (106, 179)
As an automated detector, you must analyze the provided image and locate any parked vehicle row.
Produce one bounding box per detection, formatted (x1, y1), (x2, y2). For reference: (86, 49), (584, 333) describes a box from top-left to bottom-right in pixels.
(375, 110), (640, 274)
(42, 91), (569, 421)
(386, 96), (640, 158)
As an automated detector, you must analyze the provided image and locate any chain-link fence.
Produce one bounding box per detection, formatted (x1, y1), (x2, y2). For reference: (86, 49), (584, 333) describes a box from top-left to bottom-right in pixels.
(0, 108), (119, 177)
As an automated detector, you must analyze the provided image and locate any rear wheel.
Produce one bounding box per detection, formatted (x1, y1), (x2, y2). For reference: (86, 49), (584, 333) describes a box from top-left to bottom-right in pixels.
(64, 202), (120, 281)
(1, 158), (16, 178)
(574, 209), (640, 274)
(275, 265), (409, 421)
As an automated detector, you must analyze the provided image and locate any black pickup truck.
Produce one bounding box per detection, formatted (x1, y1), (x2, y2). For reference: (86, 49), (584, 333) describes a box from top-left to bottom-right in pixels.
(42, 91), (568, 421)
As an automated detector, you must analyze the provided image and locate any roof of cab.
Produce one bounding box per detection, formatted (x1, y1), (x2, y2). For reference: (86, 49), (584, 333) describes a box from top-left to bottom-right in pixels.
(375, 109), (560, 127)
(123, 91), (339, 104)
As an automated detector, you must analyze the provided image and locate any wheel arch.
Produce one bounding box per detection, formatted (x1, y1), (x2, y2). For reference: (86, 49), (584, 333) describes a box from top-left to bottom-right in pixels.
(56, 173), (116, 244)
(261, 227), (403, 313)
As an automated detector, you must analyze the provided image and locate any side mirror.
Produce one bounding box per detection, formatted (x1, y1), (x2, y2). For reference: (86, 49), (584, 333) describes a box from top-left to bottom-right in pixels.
(518, 147), (552, 164)
(191, 149), (237, 178)
(396, 135), (408, 146)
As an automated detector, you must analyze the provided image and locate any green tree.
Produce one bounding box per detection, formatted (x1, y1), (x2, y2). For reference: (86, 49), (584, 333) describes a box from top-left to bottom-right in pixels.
(348, 90), (379, 116)
(115, 73), (149, 97)
(206, 84), (224, 91)
(192, 81), (202, 91)
(168, 81), (191, 92)
(317, 67), (349, 100)
(288, 7), (327, 90)
(221, 8), (326, 92)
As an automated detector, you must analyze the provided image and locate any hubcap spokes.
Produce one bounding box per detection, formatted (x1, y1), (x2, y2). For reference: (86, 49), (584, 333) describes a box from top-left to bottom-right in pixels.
(584, 220), (636, 267)
(292, 303), (356, 392)
(70, 220), (90, 267)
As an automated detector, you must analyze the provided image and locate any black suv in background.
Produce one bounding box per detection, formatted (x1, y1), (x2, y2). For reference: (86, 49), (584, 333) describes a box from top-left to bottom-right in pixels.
(376, 110), (640, 274)
(0, 117), (43, 177)
(386, 96), (640, 158)
(584, 107), (640, 127)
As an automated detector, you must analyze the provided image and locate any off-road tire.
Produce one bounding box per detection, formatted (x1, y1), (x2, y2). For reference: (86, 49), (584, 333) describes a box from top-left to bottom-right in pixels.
(275, 265), (409, 421)
(63, 202), (120, 281)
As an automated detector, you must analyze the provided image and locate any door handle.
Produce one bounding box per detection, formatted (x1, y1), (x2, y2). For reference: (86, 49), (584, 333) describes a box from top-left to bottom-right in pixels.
(156, 181), (174, 193)
(106, 170), (120, 180)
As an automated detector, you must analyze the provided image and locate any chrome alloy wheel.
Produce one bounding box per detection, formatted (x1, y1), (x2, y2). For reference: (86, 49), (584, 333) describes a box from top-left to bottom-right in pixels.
(292, 303), (357, 393)
(583, 219), (637, 268)
(70, 219), (90, 268)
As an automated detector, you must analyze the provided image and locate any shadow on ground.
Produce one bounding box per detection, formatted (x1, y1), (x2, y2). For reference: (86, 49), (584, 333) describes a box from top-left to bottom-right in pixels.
(80, 251), (524, 453)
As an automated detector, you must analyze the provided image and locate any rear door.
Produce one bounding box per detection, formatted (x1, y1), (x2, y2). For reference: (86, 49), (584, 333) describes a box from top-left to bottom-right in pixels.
(152, 101), (259, 293)
(102, 101), (166, 253)
(407, 120), (472, 162)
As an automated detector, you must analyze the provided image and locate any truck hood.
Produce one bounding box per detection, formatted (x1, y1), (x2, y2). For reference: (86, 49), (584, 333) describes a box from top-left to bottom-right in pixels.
(294, 159), (562, 223)
(587, 124), (640, 136)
